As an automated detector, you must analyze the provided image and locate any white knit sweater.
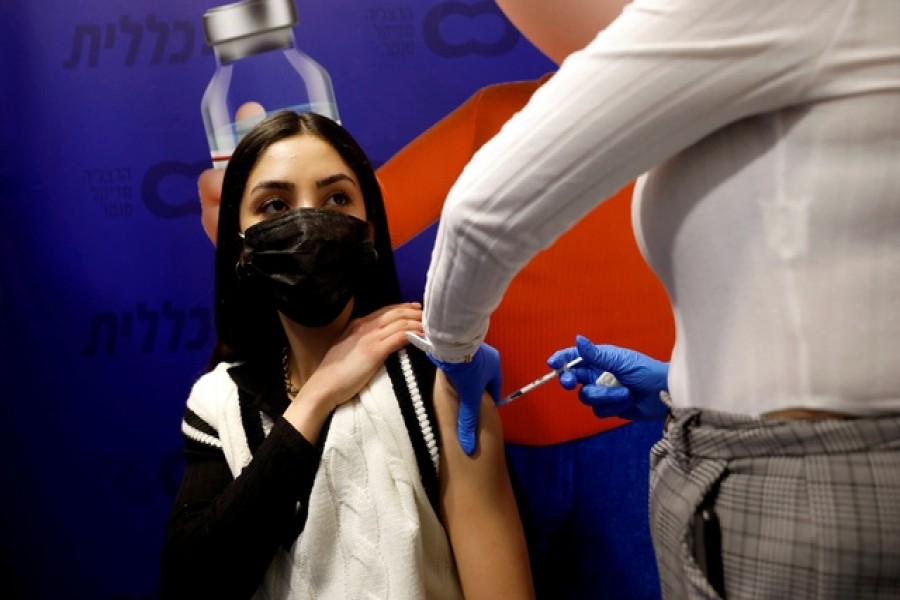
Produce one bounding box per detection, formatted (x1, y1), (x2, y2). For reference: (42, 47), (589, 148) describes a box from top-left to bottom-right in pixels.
(185, 349), (462, 599)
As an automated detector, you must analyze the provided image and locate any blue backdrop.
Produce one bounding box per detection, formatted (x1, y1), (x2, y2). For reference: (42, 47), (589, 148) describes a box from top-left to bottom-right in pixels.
(0, 1), (553, 596)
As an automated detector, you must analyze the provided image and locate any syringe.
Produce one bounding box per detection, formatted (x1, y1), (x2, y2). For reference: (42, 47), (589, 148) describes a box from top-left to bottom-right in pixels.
(496, 357), (584, 407)
(402, 332), (621, 407)
(498, 360), (621, 407)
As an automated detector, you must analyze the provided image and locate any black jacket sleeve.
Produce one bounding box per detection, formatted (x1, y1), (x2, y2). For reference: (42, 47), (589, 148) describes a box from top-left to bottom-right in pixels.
(160, 417), (320, 599)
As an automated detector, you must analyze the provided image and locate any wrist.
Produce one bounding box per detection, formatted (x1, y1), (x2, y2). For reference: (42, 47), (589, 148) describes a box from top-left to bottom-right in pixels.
(283, 385), (337, 445)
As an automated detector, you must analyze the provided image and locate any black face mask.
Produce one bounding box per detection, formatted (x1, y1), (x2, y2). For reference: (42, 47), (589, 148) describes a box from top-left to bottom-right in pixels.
(238, 208), (377, 327)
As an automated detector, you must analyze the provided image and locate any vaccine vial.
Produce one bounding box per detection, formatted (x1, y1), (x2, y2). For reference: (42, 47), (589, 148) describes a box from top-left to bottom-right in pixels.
(201, 0), (340, 168)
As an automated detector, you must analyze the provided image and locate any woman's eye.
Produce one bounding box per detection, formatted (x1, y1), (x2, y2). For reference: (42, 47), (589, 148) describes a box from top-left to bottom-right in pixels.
(325, 191), (351, 207)
(259, 198), (290, 214)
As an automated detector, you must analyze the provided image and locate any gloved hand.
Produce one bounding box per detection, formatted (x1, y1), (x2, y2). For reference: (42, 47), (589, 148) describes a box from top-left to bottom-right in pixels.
(548, 335), (669, 421)
(430, 343), (502, 456)
(406, 333), (501, 456)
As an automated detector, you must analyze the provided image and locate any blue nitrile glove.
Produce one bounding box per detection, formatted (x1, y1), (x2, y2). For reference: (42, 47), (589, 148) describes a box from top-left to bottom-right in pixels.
(430, 343), (502, 456)
(405, 333), (502, 456)
(548, 335), (669, 421)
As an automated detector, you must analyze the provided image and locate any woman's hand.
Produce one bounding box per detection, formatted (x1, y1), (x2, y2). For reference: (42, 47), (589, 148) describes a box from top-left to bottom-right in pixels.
(313, 302), (424, 408)
(283, 302), (423, 442)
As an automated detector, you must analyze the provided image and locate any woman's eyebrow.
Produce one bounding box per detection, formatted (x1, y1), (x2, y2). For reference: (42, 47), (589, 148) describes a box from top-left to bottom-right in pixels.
(249, 180), (294, 194)
(317, 173), (356, 188)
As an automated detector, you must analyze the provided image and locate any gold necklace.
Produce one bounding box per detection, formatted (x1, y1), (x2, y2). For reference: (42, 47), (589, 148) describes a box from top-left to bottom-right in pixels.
(282, 348), (300, 399)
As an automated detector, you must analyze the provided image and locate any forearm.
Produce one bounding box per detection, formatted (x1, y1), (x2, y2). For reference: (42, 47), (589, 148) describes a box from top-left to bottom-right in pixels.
(161, 419), (319, 598)
(435, 374), (534, 599)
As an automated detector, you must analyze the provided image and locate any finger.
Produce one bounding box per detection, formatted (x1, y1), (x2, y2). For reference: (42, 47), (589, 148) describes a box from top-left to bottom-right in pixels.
(201, 204), (220, 246)
(198, 168), (224, 246)
(370, 314), (423, 343)
(373, 308), (422, 330)
(350, 303), (421, 334)
(351, 316), (425, 364)
(366, 302), (422, 324)
(548, 346), (579, 370)
(563, 367), (604, 386)
(579, 383), (630, 405)
(234, 102), (267, 135)
(198, 168), (224, 210)
(575, 334), (603, 364)
(377, 328), (425, 356)
(559, 370), (578, 390)
(457, 400), (480, 456)
(235, 101), (266, 121)
(578, 386), (633, 417)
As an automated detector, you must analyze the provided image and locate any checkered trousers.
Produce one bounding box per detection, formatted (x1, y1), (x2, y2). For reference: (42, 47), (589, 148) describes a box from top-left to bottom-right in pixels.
(649, 408), (900, 600)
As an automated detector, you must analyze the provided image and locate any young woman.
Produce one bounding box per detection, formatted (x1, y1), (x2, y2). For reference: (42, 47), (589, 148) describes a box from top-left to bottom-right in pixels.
(160, 111), (533, 599)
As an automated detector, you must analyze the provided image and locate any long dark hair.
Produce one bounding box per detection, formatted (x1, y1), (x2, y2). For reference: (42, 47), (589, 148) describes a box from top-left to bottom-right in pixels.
(208, 111), (402, 370)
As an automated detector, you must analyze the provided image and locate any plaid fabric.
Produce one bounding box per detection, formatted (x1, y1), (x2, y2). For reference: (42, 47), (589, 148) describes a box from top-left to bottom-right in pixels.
(650, 408), (900, 599)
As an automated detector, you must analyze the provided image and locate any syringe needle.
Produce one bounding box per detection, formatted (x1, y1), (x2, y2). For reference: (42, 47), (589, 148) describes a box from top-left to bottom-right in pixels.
(497, 357), (583, 407)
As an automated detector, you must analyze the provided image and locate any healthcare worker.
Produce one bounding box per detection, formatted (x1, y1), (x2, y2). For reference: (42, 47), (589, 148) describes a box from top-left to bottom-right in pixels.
(418, 1), (900, 598)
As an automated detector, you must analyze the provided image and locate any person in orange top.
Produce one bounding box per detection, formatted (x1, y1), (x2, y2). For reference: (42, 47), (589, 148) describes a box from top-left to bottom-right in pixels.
(378, 76), (673, 599)
(380, 76), (674, 446)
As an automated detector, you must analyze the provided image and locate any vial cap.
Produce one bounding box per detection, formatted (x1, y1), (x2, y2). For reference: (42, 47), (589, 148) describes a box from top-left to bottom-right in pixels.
(203, 0), (298, 46)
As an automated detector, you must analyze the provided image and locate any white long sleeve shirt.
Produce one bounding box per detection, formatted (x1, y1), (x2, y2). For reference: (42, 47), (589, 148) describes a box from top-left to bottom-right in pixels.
(423, 0), (900, 416)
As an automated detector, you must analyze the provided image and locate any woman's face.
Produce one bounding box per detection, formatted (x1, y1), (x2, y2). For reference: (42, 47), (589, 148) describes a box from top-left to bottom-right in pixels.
(239, 133), (367, 233)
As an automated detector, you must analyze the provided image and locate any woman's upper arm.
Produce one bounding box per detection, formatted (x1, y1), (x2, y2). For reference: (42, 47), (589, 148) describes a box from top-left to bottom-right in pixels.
(433, 372), (535, 599)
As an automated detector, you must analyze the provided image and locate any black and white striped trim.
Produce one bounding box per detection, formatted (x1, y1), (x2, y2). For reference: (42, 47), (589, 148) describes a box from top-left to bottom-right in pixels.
(182, 407), (222, 448)
(399, 349), (439, 471)
(386, 347), (440, 510)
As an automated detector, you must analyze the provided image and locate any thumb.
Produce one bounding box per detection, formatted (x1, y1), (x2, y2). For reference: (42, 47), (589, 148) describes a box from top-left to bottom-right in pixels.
(198, 168), (224, 246)
(577, 336), (635, 378)
(198, 168), (224, 210)
(576, 335), (605, 367)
